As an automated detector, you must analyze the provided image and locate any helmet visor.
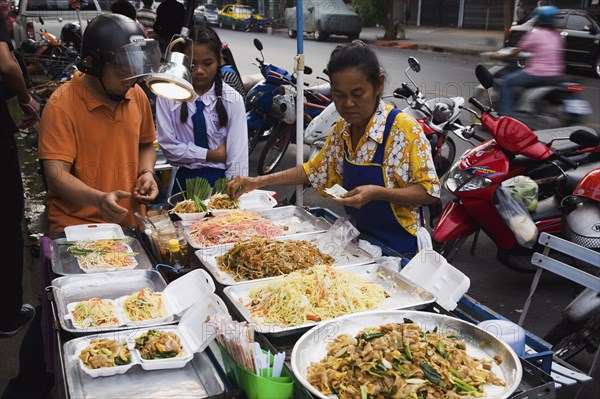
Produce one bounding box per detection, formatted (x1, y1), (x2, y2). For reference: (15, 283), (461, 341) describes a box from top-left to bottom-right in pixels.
(105, 39), (162, 81)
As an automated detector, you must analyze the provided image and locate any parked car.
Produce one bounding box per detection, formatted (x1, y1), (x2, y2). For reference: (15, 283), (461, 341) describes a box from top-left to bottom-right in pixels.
(505, 9), (600, 78)
(218, 4), (263, 31)
(12, 0), (104, 49)
(284, 0), (361, 42)
(203, 3), (219, 26)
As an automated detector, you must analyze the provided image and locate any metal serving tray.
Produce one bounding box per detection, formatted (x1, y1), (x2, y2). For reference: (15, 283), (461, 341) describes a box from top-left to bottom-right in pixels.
(51, 237), (154, 275)
(222, 263), (436, 337)
(63, 330), (225, 398)
(185, 205), (331, 250)
(195, 231), (375, 286)
(51, 270), (173, 335)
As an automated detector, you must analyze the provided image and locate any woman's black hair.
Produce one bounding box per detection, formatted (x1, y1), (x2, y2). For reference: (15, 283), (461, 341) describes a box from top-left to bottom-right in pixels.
(110, 0), (137, 20)
(179, 25), (228, 128)
(326, 40), (384, 90)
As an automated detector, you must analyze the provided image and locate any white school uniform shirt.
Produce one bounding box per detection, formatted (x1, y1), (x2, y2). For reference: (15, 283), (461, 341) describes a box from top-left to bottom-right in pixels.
(155, 82), (249, 178)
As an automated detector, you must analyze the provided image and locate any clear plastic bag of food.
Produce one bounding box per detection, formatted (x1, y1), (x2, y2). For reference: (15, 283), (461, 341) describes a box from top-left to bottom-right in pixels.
(501, 175), (539, 212)
(316, 217), (360, 257)
(496, 187), (538, 248)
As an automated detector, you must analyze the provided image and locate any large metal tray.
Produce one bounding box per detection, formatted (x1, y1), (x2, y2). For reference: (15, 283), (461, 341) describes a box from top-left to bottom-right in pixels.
(223, 263), (437, 337)
(185, 205), (331, 250)
(63, 330), (225, 398)
(51, 270), (174, 335)
(195, 231), (375, 286)
(51, 237), (154, 276)
(291, 310), (523, 399)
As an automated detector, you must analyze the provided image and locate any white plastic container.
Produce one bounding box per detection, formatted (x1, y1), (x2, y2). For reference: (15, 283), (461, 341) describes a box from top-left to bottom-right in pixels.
(65, 223), (125, 241)
(131, 293), (228, 371)
(73, 293), (229, 377)
(477, 319), (526, 356)
(400, 249), (470, 311)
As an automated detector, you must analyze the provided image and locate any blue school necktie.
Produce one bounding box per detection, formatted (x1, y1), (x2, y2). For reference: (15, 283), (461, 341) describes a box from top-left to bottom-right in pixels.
(192, 99), (208, 148)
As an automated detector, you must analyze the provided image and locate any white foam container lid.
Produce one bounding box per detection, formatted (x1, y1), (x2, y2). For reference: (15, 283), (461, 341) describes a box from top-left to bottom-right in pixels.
(132, 293), (229, 370)
(65, 223), (126, 241)
(400, 249), (470, 311)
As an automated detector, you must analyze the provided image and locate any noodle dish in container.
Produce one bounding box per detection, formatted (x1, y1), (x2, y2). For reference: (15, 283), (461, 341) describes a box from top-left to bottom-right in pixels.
(76, 337), (134, 378)
(292, 310), (523, 399)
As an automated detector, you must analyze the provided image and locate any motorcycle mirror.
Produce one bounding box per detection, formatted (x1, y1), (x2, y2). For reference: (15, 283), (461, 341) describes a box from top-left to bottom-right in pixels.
(475, 64), (494, 89)
(408, 57), (420, 72)
(570, 129), (600, 148)
(38, 16), (44, 25)
(305, 66), (313, 75)
(253, 39), (263, 51)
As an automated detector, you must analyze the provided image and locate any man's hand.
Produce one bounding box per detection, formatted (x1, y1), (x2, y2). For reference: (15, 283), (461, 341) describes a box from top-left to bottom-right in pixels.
(98, 190), (131, 223)
(17, 96), (40, 130)
(134, 172), (159, 204)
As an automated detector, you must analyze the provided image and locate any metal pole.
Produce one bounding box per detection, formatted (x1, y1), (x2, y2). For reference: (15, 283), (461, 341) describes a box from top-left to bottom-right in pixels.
(295, 0), (305, 206)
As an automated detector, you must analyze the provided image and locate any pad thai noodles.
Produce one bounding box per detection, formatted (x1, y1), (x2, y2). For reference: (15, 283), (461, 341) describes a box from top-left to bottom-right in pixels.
(122, 287), (166, 322)
(307, 322), (506, 398)
(217, 237), (335, 281)
(67, 239), (137, 270)
(70, 298), (120, 328)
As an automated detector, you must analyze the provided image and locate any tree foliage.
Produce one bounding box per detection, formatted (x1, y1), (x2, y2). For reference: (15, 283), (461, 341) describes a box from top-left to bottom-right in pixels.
(352, 0), (389, 27)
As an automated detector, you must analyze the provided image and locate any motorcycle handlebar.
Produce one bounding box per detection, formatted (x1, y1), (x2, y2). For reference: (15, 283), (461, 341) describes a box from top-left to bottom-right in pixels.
(556, 154), (579, 170)
(468, 97), (488, 113)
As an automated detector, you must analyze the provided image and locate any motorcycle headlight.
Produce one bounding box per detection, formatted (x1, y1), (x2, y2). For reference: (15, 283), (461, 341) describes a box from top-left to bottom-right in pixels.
(444, 161), (492, 192)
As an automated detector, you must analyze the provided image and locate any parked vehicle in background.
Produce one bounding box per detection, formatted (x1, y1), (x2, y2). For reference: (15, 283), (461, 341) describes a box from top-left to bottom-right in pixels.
(218, 4), (264, 31)
(203, 3), (219, 26)
(505, 9), (600, 78)
(285, 0), (361, 41)
(12, 0), (104, 48)
(194, 3), (218, 26)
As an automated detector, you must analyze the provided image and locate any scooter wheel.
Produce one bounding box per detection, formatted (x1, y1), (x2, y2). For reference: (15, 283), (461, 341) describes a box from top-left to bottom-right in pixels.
(257, 122), (294, 175)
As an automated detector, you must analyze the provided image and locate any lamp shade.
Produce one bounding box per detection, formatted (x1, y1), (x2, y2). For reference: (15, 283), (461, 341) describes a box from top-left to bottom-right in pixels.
(145, 51), (194, 101)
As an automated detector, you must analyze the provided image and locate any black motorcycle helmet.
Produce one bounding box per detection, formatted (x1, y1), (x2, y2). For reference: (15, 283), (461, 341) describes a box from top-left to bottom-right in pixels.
(61, 22), (82, 51)
(78, 13), (148, 77)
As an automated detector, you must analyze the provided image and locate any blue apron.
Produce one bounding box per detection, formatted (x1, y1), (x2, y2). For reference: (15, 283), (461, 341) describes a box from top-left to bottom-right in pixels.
(342, 108), (417, 256)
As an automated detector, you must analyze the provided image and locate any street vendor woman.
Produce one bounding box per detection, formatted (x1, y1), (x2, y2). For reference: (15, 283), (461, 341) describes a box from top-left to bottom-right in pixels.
(38, 14), (161, 233)
(228, 41), (440, 257)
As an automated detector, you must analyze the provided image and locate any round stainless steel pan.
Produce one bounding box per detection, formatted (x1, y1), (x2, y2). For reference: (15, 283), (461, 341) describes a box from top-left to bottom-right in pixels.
(291, 310), (523, 399)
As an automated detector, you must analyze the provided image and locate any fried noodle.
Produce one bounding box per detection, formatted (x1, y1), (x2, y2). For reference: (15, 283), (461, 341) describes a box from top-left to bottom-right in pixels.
(307, 322), (506, 399)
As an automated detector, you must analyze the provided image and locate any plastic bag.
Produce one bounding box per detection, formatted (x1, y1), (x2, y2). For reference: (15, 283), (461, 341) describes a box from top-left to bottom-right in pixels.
(416, 226), (433, 251)
(496, 187), (538, 248)
(316, 217), (360, 258)
(501, 176), (539, 212)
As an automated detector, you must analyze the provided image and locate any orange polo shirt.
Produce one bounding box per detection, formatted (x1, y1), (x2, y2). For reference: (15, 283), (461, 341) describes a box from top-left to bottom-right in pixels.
(38, 72), (156, 233)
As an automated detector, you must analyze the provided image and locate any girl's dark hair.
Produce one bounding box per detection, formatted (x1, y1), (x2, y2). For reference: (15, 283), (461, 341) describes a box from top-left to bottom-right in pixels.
(179, 25), (228, 127)
(326, 40), (384, 90)
(110, 0), (136, 20)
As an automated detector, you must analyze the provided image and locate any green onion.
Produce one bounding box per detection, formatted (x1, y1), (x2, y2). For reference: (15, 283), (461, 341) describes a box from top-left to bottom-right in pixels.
(421, 362), (442, 385)
(360, 385), (368, 399)
(212, 177), (233, 194)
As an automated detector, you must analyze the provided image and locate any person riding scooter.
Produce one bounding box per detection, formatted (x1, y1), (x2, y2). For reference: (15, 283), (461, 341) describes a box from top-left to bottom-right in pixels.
(492, 5), (564, 117)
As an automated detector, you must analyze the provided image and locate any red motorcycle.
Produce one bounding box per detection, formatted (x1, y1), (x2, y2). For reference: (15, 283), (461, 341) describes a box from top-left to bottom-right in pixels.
(432, 64), (600, 273)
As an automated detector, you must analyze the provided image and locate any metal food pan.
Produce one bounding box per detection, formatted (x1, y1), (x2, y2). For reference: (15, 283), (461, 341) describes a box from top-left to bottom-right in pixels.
(51, 237), (154, 275)
(222, 263), (436, 337)
(195, 231), (375, 286)
(63, 330), (225, 398)
(185, 205), (331, 250)
(51, 270), (171, 335)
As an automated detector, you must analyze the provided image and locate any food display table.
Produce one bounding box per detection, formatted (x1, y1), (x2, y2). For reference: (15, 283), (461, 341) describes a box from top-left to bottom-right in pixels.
(40, 207), (569, 398)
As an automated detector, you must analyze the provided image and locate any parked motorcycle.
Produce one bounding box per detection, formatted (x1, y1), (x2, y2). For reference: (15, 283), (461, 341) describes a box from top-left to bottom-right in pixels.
(543, 168), (600, 361)
(245, 38), (295, 153)
(475, 47), (592, 130)
(432, 64), (600, 273)
(18, 28), (79, 82)
(392, 56), (464, 177)
(244, 15), (271, 33)
(257, 77), (332, 175)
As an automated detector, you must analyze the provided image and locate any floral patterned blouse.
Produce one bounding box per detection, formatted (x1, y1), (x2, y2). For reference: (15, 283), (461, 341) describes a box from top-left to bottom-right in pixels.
(303, 101), (441, 234)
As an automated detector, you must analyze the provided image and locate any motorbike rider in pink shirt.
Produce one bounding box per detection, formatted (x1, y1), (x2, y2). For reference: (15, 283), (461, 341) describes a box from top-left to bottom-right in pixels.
(492, 5), (564, 116)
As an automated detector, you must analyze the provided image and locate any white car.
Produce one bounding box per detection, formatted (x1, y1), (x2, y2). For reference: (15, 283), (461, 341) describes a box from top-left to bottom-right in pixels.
(12, 0), (105, 49)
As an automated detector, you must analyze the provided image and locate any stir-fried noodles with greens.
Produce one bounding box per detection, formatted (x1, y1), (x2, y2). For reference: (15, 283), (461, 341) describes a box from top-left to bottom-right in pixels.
(307, 322), (506, 398)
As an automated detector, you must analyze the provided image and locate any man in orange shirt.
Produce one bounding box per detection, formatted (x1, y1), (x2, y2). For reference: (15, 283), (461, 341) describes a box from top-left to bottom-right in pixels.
(38, 13), (161, 233)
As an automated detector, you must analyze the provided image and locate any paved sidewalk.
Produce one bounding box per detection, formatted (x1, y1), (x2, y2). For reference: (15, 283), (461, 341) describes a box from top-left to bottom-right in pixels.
(274, 25), (506, 56)
(363, 26), (505, 56)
